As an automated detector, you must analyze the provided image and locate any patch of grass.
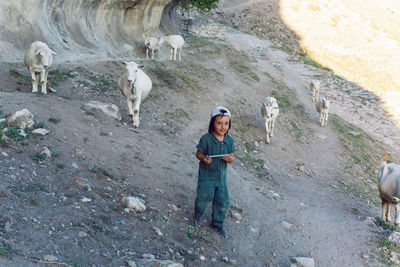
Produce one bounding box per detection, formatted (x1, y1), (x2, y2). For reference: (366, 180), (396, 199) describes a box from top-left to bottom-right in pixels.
(245, 142), (256, 152)
(289, 120), (303, 139)
(49, 69), (77, 87)
(149, 92), (167, 101)
(57, 163), (65, 169)
(174, 70), (202, 91)
(375, 217), (397, 231)
(165, 108), (190, 122)
(32, 152), (46, 162)
(0, 244), (9, 256)
(299, 53), (332, 71)
(48, 117), (61, 124)
(70, 259), (85, 267)
(90, 74), (116, 92)
(157, 127), (171, 137)
(185, 34), (223, 57)
(34, 121), (48, 129)
(330, 114), (385, 205)
(30, 197), (38, 206)
(5, 127), (26, 141)
(150, 62), (178, 88)
(229, 60), (259, 82)
(85, 110), (95, 116)
(99, 132), (108, 136)
(9, 69), (30, 83)
(187, 226), (215, 245)
(90, 165), (116, 180)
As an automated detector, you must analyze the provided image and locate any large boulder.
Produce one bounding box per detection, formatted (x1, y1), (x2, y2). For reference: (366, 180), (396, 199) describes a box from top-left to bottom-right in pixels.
(5, 109), (34, 129)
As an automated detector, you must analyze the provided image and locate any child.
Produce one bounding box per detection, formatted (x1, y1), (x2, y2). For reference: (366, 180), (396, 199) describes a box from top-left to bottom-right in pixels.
(194, 106), (235, 238)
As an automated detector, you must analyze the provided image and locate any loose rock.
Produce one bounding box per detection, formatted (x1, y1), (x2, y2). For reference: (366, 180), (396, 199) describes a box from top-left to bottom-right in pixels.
(78, 231), (88, 238)
(152, 226), (163, 237)
(31, 128), (49, 136)
(126, 260), (137, 267)
(43, 255), (59, 262)
(84, 101), (122, 121)
(388, 231), (400, 246)
(281, 221), (293, 230)
(231, 211), (242, 221)
(291, 257), (315, 267)
(41, 147), (52, 158)
(123, 196), (146, 213)
(5, 108), (34, 129)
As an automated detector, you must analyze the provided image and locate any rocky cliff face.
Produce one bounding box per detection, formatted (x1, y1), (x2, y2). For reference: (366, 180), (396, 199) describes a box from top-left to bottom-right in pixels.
(0, 0), (177, 62)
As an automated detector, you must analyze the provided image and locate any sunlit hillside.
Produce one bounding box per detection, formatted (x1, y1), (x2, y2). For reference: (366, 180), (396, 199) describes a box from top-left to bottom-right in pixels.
(280, 0), (400, 123)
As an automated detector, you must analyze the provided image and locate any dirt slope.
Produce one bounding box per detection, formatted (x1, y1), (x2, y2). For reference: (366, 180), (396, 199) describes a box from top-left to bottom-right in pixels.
(0, 2), (397, 267)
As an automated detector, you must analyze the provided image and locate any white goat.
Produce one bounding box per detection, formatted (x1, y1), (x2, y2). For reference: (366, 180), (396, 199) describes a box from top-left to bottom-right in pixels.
(144, 37), (161, 60)
(309, 80), (321, 102)
(261, 97), (279, 144)
(24, 41), (56, 94)
(378, 154), (400, 226)
(159, 35), (185, 61)
(315, 97), (329, 126)
(118, 62), (152, 127)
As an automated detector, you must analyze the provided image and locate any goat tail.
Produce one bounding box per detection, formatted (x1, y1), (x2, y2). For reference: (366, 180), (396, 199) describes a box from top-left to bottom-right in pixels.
(378, 153), (390, 182)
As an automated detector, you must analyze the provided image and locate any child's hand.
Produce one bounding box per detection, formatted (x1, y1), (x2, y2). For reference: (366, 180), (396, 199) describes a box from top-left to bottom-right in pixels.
(223, 153), (235, 163)
(203, 156), (212, 165)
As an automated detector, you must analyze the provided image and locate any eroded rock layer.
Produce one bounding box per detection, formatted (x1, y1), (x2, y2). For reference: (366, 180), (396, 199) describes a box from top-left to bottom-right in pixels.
(0, 0), (175, 62)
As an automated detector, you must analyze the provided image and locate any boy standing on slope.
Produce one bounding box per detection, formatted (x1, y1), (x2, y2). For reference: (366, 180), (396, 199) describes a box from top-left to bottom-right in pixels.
(194, 106), (235, 238)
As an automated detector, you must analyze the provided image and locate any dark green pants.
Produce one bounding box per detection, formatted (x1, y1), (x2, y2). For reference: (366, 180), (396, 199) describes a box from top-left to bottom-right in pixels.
(195, 180), (230, 227)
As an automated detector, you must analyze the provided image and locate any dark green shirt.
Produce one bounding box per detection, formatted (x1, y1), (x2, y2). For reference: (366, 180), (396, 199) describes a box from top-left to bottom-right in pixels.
(196, 133), (235, 182)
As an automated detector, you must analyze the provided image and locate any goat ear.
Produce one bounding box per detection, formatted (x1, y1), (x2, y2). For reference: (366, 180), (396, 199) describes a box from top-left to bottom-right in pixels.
(35, 50), (41, 56)
(50, 49), (57, 55)
(123, 61), (129, 65)
(138, 65), (144, 69)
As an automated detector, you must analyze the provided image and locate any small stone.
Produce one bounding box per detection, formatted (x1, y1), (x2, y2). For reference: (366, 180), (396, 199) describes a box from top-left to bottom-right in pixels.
(167, 204), (179, 212)
(291, 257), (315, 267)
(72, 162), (79, 169)
(4, 221), (12, 232)
(361, 254), (369, 259)
(1, 152), (9, 157)
(229, 259), (237, 265)
(281, 221), (293, 229)
(271, 192), (281, 198)
(41, 147), (52, 158)
(222, 256), (229, 263)
(43, 255), (58, 262)
(152, 226), (163, 237)
(298, 166), (304, 172)
(141, 253), (155, 259)
(388, 232), (400, 246)
(199, 255), (206, 261)
(231, 211), (242, 221)
(78, 231), (88, 238)
(31, 128), (50, 136)
(81, 197), (92, 203)
(126, 260), (137, 267)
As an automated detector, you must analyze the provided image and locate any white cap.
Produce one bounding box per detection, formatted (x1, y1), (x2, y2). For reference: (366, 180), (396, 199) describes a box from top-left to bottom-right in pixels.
(210, 106), (231, 118)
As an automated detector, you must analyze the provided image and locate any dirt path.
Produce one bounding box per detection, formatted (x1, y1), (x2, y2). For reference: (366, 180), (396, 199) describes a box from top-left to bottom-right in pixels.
(216, 30), (381, 266)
